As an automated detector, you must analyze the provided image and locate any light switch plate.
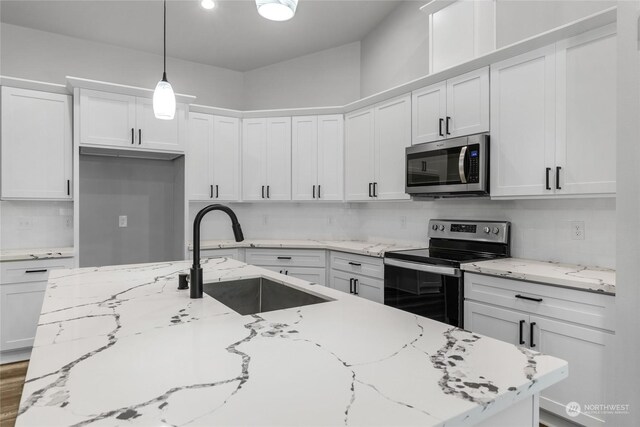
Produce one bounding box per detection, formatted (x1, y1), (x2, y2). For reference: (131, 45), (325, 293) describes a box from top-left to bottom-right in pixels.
(119, 215), (128, 228)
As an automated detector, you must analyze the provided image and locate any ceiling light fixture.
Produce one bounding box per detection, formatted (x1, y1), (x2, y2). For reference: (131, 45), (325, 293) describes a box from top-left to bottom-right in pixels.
(153, 0), (176, 120)
(201, 0), (215, 10)
(256, 0), (298, 21)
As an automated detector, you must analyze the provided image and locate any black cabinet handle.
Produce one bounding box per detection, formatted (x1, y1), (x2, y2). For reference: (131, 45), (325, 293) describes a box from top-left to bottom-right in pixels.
(530, 322), (537, 348)
(67, 179), (70, 196)
(215, 185), (219, 198)
(277, 256), (292, 260)
(131, 128), (135, 144)
(285, 270), (288, 275)
(318, 185), (321, 199)
(138, 129), (142, 145)
(349, 278), (354, 294)
(446, 116), (451, 135)
(279, 270), (283, 274)
(261, 185), (265, 199)
(313, 185), (316, 199)
(210, 185), (213, 198)
(25, 269), (47, 274)
(373, 182), (378, 197)
(267, 185), (270, 199)
(348, 262), (361, 267)
(519, 320), (525, 345)
(515, 294), (543, 302)
(545, 167), (551, 190)
(353, 279), (359, 295)
(438, 118), (444, 137)
(556, 166), (562, 190)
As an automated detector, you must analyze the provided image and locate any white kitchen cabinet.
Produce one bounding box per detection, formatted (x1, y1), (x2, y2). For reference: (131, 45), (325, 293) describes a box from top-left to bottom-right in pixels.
(195, 248), (244, 262)
(464, 273), (614, 427)
(187, 113), (240, 201)
(329, 269), (384, 304)
(1, 87), (72, 200)
(490, 45), (557, 197)
(264, 266), (327, 286)
(79, 89), (186, 153)
(345, 95), (410, 201)
(242, 117), (291, 201)
(412, 67), (489, 144)
(555, 26), (617, 196)
(245, 249), (326, 285)
(292, 115), (344, 201)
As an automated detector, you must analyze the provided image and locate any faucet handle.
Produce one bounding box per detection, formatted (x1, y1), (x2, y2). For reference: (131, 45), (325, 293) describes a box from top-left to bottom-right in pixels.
(178, 273), (189, 290)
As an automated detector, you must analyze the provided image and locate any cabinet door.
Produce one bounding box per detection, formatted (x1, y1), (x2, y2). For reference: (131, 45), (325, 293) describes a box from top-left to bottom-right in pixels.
(490, 45), (557, 197)
(329, 270), (354, 295)
(212, 116), (240, 201)
(0, 281), (47, 351)
(555, 27), (617, 195)
(135, 98), (185, 152)
(464, 301), (528, 346)
(187, 112), (214, 201)
(345, 108), (375, 201)
(1, 87), (72, 200)
(291, 116), (318, 201)
(242, 118), (267, 201)
(79, 89), (136, 147)
(317, 115), (344, 201)
(531, 316), (613, 427)
(374, 95), (411, 200)
(352, 274), (384, 304)
(446, 67), (490, 138)
(265, 117), (292, 201)
(412, 81), (447, 144)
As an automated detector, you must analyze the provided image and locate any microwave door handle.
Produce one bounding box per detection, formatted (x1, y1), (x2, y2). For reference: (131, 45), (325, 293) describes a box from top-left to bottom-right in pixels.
(458, 146), (468, 184)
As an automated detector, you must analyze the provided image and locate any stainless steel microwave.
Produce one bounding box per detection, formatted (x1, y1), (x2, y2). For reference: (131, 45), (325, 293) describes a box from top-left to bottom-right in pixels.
(405, 133), (489, 198)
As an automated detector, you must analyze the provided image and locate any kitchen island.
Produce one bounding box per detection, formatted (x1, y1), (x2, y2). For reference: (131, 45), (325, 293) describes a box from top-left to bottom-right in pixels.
(16, 258), (567, 426)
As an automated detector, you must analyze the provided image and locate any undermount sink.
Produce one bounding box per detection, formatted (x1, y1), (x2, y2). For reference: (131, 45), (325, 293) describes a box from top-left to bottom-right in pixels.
(202, 277), (331, 315)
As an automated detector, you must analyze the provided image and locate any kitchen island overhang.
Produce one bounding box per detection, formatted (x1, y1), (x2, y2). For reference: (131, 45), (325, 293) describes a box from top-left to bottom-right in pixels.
(16, 257), (567, 426)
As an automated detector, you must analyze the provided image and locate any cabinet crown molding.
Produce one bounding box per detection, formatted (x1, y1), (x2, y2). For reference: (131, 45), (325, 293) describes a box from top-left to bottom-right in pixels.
(66, 76), (196, 104)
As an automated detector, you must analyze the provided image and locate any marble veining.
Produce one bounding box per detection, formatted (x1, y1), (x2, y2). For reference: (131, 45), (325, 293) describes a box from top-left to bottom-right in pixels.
(461, 258), (615, 295)
(0, 247), (74, 262)
(17, 258), (567, 426)
(190, 239), (420, 258)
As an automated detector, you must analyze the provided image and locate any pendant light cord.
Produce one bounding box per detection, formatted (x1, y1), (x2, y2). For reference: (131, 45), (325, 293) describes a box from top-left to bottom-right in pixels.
(162, 0), (167, 82)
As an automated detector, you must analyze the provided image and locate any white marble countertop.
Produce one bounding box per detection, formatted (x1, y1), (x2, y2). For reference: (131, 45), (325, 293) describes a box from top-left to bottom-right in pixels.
(461, 258), (616, 295)
(0, 247), (75, 262)
(188, 239), (420, 258)
(17, 258), (567, 426)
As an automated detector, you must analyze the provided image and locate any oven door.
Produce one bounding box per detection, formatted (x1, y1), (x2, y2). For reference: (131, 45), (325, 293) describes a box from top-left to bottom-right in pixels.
(383, 258), (463, 327)
(405, 134), (488, 195)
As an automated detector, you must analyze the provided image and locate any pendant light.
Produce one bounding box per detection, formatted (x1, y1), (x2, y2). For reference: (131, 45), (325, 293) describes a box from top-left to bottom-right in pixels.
(153, 0), (176, 120)
(256, 0), (298, 21)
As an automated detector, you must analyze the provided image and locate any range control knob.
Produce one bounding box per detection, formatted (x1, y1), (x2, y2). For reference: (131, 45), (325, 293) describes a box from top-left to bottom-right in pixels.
(492, 227), (500, 234)
(431, 224), (438, 231)
(483, 226), (491, 234)
(439, 225), (445, 231)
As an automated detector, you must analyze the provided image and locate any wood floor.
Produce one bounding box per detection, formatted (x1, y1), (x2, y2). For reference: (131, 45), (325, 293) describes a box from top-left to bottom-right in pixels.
(0, 361), (28, 427)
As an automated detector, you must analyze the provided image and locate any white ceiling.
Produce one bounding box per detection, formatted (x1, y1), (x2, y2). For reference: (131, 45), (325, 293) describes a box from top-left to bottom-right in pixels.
(0, 0), (402, 72)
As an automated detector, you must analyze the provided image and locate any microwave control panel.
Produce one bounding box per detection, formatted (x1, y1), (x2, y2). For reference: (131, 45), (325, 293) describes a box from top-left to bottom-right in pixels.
(468, 144), (480, 183)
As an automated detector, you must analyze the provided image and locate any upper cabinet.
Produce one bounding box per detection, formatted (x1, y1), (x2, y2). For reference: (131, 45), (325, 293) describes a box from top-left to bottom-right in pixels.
(292, 115), (344, 201)
(79, 89), (187, 153)
(242, 117), (291, 201)
(345, 95), (411, 201)
(490, 26), (616, 198)
(412, 67), (489, 145)
(1, 87), (72, 200)
(187, 113), (240, 202)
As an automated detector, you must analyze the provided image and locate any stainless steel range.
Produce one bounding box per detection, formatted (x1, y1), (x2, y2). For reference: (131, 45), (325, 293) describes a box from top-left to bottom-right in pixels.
(384, 219), (511, 327)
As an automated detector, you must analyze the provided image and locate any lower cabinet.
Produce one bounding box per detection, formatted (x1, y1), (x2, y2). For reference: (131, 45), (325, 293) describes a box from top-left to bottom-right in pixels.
(328, 251), (384, 303)
(262, 266), (326, 285)
(245, 248), (327, 286)
(464, 273), (614, 427)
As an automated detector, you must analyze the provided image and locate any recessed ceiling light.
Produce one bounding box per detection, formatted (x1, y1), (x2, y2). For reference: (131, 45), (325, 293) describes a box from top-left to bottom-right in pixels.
(256, 0), (298, 21)
(201, 0), (215, 10)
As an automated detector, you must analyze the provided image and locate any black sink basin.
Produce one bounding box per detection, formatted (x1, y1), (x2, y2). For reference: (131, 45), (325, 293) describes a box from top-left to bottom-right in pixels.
(202, 277), (331, 315)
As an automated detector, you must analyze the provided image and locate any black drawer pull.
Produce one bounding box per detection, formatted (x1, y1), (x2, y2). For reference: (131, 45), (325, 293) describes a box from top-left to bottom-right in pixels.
(349, 278), (354, 294)
(267, 185), (270, 199)
(348, 262), (361, 266)
(138, 129), (142, 145)
(67, 179), (70, 196)
(215, 185), (219, 198)
(353, 279), (359, 295)
(556, 166), (562, 190)
(318, 185), (321, 199)
(545, 167), (551, 190)
(131, 128), (135, 144)
(445, 116), (451, 135)
(210, 185), (213, 198)
(261, 185), (265, 199)
(368, 182), (373, 198)
(438, 118), (444, 137)
(277, 256), (292, 260)
(25, 269), (48, 274)
(519, 320), (525, 345)
(515, 294), (543, 302)
(530, 322), (537, 348)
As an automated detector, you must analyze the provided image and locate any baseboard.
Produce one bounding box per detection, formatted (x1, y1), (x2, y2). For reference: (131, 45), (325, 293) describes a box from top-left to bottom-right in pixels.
(0, 349), (31, 365)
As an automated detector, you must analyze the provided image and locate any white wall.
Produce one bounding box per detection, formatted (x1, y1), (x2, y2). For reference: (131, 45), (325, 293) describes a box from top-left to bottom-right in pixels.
(242, 42), (361, 110)
(191, 198), (616, 269)
(0, 23), (245, 109)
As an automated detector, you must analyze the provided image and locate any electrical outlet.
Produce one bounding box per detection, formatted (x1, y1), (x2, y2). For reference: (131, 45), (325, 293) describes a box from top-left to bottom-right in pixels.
(400, 216), (407, 229)
(119, 215), (128, 228)
(65, 217), (73, 228)
(571, 221), (585, 240)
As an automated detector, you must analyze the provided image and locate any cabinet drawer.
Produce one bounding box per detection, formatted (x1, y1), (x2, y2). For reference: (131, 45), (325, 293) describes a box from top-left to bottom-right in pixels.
(263, 266), (327, 286)
(464, 273), (615, 331)
(196, 249), (244, 262)
(1, 258), (75, 285)
(329, 251), (383, 279)
(245, 249), (326, 268)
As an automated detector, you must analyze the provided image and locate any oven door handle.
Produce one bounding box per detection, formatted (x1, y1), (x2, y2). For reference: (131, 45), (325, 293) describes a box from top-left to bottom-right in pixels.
(458, 146), (468, 184)
(383, 258), (461, 277)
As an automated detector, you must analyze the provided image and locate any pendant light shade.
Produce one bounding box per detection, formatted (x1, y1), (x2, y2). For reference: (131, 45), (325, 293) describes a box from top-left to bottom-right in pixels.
(256, 0), (298, 21)
(153, 0), (176, 120)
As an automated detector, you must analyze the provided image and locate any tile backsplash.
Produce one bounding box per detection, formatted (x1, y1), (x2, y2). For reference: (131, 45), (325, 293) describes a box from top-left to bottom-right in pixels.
(0, 200), (74, 250)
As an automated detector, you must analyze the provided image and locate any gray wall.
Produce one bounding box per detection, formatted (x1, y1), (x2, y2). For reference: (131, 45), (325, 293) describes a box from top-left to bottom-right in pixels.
(79, 155), (184, 267)
(242, 42), (361, 110)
